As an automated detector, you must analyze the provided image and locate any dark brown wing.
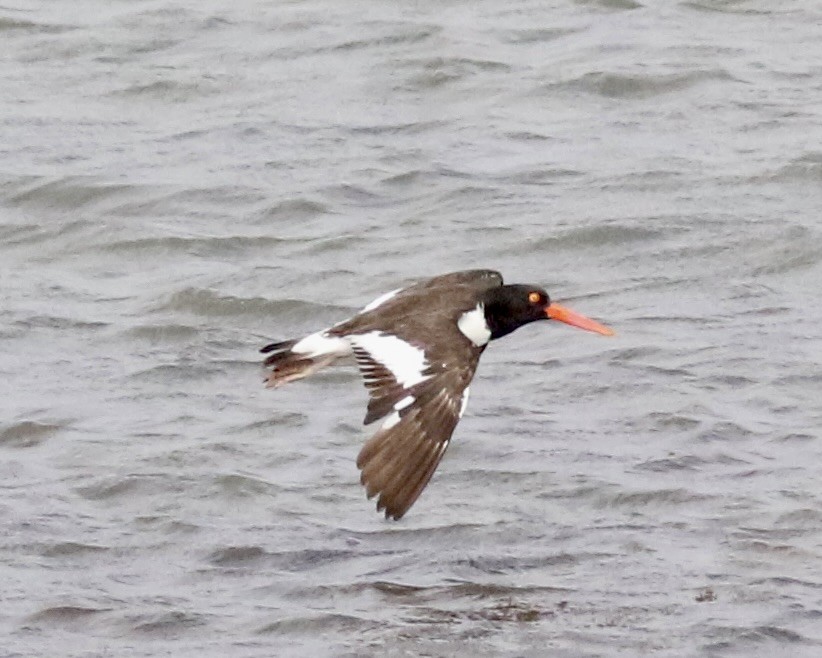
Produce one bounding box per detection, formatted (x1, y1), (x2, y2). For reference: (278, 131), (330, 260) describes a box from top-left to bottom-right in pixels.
(409, 269), (503, 294)
(331, 270), (502, 342)
(335, 270), (503, 337)
(330, 270), (499, 518)
(344, 283), (486, 430)
(354, 365), (476, 520)
(345, 317), (483, 518)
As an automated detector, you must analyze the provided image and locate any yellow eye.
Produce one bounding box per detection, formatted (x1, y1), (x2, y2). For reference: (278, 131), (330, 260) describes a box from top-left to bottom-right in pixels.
(528, 291), (541, 304)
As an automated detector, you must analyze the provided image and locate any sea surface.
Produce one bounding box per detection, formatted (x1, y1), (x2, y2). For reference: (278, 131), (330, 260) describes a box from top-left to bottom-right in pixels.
(3, 1), (822, 656)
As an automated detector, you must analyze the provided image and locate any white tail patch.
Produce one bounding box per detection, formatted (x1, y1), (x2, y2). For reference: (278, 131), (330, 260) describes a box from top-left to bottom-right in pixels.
(350, 332), (431, 388)
(292, 330), (351, 359)
(458, 304), (491, 347)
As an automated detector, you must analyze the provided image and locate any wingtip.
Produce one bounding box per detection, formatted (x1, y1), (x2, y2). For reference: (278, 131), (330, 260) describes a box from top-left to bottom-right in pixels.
(376, 497), (406, 521)
(385, 508), (404, 521)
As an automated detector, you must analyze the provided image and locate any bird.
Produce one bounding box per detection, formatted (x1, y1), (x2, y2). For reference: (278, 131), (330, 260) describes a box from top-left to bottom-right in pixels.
(260, 269), (613, 520)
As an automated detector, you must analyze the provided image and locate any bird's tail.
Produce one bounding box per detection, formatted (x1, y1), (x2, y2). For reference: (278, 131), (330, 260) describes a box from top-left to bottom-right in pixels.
(260, 332), (349, 388)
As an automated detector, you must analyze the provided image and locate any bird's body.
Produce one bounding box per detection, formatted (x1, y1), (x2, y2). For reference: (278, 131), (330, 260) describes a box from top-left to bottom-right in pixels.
(261, 269), (612, 519)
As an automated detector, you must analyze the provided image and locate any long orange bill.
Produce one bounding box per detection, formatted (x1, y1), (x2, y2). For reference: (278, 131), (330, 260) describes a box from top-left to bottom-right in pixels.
(546, 303), (614, 336)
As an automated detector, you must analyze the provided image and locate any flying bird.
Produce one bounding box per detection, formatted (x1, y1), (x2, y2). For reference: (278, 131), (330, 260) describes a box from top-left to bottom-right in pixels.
(261, 269), (613, 519)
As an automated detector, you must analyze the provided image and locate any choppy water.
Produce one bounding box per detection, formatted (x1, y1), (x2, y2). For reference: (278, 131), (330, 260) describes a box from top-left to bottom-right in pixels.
(3, 1), (822, 656)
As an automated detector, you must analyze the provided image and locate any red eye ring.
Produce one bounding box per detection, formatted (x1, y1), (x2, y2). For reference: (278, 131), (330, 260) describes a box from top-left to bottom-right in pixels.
(528, 291), (541, 304)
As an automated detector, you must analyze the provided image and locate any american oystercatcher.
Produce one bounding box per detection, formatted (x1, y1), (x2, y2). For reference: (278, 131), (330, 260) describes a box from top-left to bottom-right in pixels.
(261, 269), (613, 519)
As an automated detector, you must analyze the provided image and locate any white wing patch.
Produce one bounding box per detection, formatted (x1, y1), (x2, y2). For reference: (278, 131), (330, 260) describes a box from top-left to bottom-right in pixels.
(458, 304), (491, 347)
(395, 395), (415, 411)
(350, 331), (432, 388)
(292, 330), (352, 358)
(378, 396), (415, 431)
(459, 386), (471, 419)
(361, 287), (401, 312)
(381, 411), (401, 430)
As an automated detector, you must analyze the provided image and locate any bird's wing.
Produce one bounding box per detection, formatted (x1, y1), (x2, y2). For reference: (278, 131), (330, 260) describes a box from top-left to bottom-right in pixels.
(408, 269), (503, 295)
(348, 333), (479, 519)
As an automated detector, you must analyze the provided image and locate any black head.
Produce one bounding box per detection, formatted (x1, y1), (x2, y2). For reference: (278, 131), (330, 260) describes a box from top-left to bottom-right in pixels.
(482, 284), (615, 340)
(482, 284), (551, 340)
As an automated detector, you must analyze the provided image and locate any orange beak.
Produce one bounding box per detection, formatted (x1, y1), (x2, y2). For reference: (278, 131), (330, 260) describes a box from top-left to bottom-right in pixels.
(546, 303), (614, 336)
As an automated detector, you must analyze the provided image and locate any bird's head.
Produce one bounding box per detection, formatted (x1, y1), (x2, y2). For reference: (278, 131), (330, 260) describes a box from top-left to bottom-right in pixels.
(483, 284), (614, 340)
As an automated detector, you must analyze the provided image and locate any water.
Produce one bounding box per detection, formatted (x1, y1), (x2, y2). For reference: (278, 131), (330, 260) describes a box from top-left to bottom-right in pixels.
(3, 1), (822, 656)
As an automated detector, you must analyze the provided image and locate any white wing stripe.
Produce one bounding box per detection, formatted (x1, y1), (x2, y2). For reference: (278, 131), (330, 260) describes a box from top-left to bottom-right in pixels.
(351, 331), (432, 388)
(395, 395), (415, 411)
(458, 386), (470, 419)
(381, 411), (401, 430)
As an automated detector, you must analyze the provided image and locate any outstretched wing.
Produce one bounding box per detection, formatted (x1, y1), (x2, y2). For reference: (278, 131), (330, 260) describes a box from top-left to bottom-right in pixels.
(329, 270), (499, 519)
(348, 331), (480, 519)
(355, 373), (469, 520)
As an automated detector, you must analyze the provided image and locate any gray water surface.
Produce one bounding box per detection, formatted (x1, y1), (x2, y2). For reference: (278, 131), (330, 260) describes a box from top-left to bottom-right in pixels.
(3, 1), (822, 656)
